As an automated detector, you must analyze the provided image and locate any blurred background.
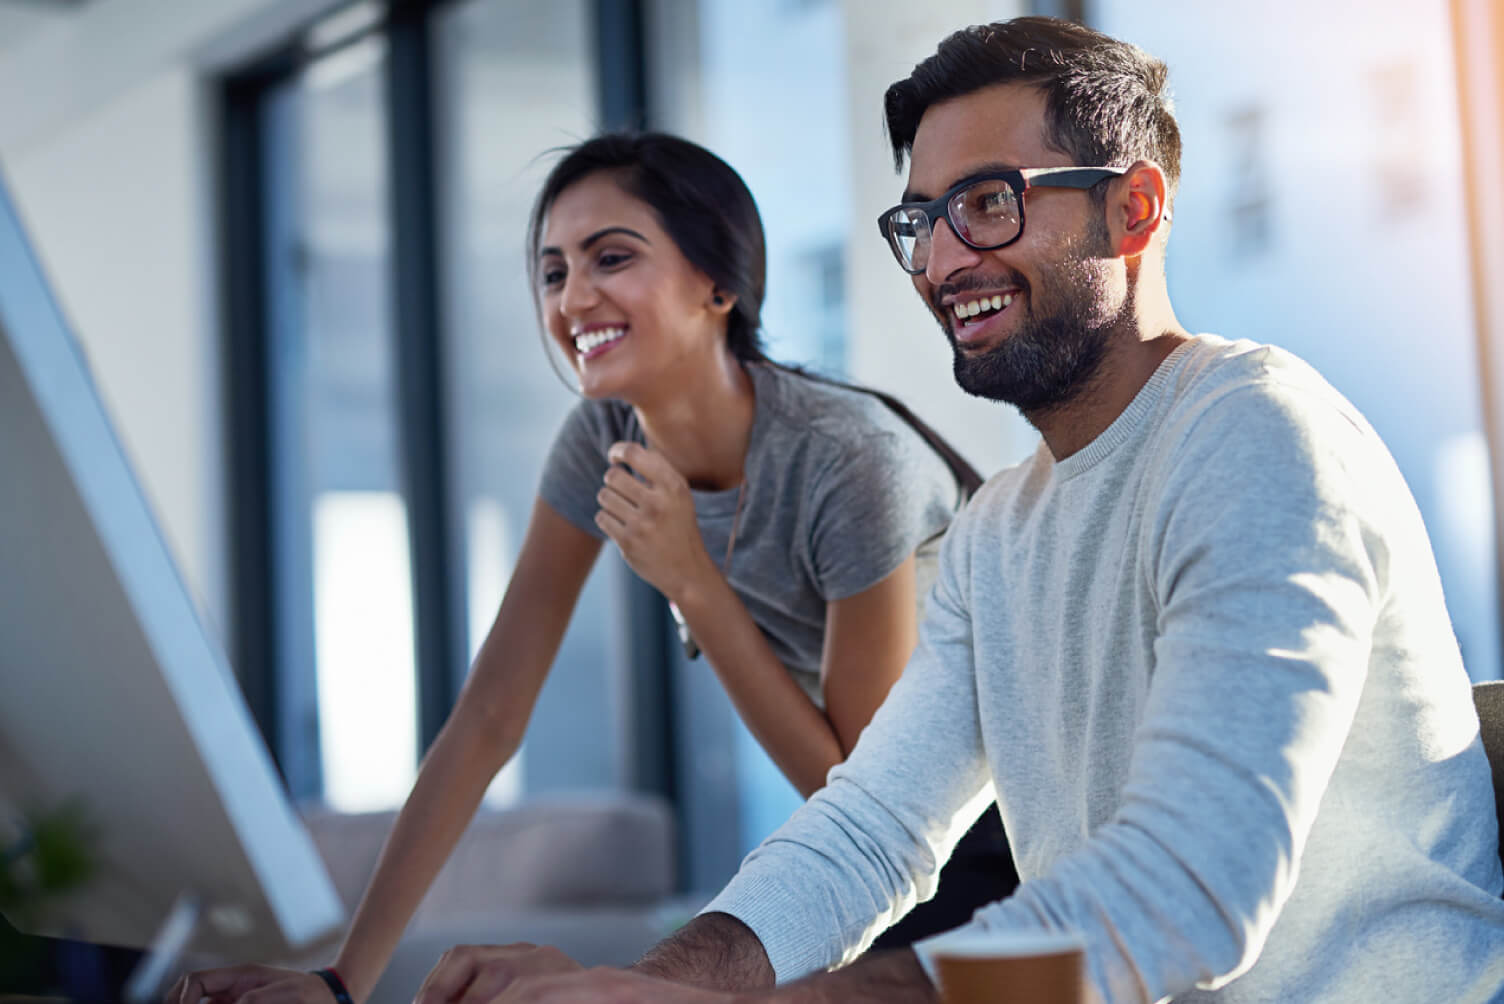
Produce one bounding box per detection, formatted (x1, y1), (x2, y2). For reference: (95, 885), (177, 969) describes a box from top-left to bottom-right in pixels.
(1, 0), (1500, 897)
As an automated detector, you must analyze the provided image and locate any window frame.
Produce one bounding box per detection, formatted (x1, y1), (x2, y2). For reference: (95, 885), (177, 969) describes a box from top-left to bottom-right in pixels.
(216, 0), (677, 810)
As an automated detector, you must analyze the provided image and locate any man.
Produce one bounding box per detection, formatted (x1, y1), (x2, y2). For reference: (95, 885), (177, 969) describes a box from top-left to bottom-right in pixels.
(418, 16), (1504, 1003)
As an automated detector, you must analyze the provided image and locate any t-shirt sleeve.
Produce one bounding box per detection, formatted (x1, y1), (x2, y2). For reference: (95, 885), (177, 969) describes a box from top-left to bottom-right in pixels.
(537, 400), (622, 541)
(806, 426), (959, 602)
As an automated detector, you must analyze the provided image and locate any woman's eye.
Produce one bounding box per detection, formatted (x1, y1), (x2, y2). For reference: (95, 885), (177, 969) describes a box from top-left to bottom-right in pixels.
(598, 251), (632, 269)
(541, 267), (566, 287)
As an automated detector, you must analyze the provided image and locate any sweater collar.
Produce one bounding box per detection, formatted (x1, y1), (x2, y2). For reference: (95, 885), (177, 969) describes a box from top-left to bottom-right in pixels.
(1051, 337), (1203, 481)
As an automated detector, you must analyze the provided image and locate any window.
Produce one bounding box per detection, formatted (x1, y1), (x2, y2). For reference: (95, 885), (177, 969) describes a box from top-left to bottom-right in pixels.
(1095, 0), (1501, 678)
(432, 0), (627, 803)
(260, 34), (418, 810)
(1224, 106), (1272, 258)
(649, 0), (853, 876)
(224, 1), (654, 813)
(656, 0), (852, 376)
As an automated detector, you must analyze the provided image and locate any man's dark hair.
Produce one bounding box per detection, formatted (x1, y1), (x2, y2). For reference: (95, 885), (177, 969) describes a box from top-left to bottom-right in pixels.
(883, 16), (1181, 193)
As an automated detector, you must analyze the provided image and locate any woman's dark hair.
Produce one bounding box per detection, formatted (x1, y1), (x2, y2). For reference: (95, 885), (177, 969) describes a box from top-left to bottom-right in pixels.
(884, 17), (1181, 196)
(527, 131), (983, 495)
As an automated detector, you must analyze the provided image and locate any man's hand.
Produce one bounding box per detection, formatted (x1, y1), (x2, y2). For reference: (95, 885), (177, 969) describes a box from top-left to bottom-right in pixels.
(494, 967), (743, 1003)
(413, 943), (582, 1004)
(490, 949), (940, 1004)
(166, 964), (332, 1004)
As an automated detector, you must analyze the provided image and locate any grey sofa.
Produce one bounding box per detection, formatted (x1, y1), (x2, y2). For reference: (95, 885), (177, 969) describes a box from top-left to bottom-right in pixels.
(294, 793), (689, 1004)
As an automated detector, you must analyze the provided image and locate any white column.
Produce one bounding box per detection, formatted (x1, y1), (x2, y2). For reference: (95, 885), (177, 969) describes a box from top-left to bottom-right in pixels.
(839, 0), (1037, 477)
(1451, 0), (1504, 679)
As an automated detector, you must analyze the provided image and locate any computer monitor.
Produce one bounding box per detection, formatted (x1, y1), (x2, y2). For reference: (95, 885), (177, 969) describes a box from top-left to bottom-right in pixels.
(0, 170), (343, 966)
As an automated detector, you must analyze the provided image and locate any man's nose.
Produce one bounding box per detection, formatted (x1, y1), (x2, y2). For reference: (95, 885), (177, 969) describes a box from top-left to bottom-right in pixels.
(923, 217), (984, 286)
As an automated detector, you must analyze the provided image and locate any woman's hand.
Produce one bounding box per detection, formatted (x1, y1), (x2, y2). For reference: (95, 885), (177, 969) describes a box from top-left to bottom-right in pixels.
(166, 964), (332, 1004)
(414, 943), (583, 1004)
(595, 441), (718, 602)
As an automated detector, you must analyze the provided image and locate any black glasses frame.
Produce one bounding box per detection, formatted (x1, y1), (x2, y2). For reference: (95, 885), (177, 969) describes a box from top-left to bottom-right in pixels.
(877, 165), (1127, 274)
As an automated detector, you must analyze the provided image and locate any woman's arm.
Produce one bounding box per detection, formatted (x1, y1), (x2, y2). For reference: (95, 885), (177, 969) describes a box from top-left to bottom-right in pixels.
(171, 499), (601, 1004)
(330, 500), (601, 1001)
(674, 556), (916, 798)
(817, 556), (917, 755)
(597, 442), (917, 798)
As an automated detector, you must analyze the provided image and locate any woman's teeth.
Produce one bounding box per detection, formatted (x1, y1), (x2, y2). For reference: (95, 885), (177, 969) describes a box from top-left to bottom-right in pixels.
(573, 327), (627, 353)
(952, 293), (1014, 321)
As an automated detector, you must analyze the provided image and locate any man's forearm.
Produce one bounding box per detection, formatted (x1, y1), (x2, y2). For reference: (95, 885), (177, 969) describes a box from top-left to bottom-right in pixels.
(633, 915), (937, 1004)
(632, 912), (776, 991)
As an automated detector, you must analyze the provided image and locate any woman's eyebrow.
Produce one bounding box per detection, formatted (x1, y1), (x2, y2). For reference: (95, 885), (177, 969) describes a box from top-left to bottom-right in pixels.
(539, 225), (650, 258)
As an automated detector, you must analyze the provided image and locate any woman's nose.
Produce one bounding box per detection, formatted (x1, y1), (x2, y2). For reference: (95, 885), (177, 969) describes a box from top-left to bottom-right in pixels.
(559, 269), (599, 317)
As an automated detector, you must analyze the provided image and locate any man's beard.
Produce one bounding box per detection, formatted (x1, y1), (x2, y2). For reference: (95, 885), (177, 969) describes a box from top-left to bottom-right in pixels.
(951, 301), (1111, 412)
(944, 223), (1119, 413)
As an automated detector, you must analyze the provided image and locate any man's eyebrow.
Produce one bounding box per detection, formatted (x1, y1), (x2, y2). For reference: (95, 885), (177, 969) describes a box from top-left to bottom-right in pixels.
(539, 225), (650, 258)
(901, 163), (1021, 204)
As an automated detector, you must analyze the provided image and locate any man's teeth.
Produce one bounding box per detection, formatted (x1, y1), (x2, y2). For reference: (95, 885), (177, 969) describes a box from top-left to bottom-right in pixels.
(952, 293), (1014, 321)
(573, 327), (627, 353)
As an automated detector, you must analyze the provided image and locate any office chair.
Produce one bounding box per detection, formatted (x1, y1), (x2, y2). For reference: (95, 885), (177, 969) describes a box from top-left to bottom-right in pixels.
(1474, 680), (1504, 878)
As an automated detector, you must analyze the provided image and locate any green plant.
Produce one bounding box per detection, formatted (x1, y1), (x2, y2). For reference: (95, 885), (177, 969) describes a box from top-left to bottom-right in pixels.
(0, 801), (99, 989)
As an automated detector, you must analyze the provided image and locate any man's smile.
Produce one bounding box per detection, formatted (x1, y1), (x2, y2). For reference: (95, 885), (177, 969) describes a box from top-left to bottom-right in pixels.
(942, 287), (1025, 348)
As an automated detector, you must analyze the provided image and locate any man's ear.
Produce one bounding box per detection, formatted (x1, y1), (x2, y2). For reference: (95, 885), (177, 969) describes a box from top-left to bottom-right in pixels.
(1108, 160), (1170, 258)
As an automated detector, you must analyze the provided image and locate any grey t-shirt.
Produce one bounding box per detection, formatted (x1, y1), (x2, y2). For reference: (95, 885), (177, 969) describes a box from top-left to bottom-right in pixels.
(539, 362), (962, 707)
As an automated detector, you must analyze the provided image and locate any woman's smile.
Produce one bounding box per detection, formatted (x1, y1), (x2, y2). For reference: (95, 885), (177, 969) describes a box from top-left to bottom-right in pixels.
(572, 323), (630, 361)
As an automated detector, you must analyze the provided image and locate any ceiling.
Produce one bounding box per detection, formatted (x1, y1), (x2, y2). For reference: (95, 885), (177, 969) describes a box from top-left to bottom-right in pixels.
(0, 0), (91, 59)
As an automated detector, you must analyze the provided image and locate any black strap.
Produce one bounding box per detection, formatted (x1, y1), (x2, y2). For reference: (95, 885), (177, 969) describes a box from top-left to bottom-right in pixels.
(312, 967), (355, 1004)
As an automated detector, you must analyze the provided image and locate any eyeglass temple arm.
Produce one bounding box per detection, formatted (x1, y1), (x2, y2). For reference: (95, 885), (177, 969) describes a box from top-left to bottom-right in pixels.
(1019, 166), (1128, 189)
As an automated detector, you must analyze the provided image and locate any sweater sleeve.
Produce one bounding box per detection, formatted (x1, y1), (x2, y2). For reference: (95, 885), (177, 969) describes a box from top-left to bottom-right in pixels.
(918, 381), (1389, 1001)
(701, 502), (994, 980)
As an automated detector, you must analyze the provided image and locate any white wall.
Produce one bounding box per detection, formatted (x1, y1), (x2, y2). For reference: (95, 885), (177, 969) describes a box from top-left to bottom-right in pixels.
(841, 0), (1037, 476)
(3, 69), (225, 633)
(0, 0), (343, 640)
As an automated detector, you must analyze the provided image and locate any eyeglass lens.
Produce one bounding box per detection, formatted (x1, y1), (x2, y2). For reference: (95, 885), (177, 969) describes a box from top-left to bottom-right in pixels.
(889, 208), (932, 271)
(951, 179), (1022, 246)
(887, 178), (1024, 271)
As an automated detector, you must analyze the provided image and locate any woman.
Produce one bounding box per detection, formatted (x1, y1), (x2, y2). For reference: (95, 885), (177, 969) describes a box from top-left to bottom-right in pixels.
(173, 132), (1016, 1004)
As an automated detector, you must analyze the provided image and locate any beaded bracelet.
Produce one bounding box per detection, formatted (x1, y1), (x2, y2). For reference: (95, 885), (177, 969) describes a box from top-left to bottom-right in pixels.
(312, 967), (355, 1004)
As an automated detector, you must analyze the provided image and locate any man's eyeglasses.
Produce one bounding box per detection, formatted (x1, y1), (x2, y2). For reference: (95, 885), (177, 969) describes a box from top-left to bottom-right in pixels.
(877, 166), (1127, 275)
